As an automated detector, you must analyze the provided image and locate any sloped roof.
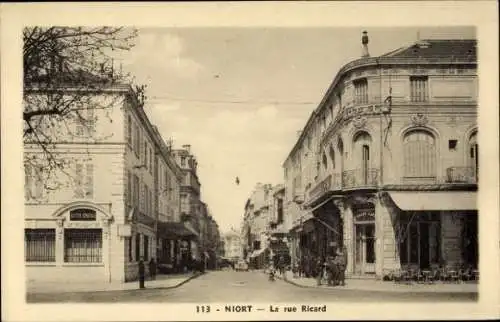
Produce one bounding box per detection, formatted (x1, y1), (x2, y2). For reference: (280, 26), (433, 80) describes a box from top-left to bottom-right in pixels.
(380, 39), (476, 61)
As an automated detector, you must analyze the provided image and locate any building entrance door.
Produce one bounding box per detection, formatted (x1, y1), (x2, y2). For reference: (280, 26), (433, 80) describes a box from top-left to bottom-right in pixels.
(354, 223), (376, 274)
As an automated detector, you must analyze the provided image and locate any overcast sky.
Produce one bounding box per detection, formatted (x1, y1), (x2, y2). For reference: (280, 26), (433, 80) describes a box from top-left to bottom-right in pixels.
(120, 26), (475, 234)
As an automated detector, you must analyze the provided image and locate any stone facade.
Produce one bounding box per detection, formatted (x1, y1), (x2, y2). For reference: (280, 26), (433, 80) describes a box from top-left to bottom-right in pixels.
(283, 37), (478, 279)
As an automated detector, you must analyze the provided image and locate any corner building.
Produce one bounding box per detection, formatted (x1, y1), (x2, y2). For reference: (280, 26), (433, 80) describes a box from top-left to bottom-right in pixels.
(284, 36), (478, 278)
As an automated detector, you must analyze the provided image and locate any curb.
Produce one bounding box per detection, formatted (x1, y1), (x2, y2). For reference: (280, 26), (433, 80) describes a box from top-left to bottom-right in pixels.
(27, 272), (206, 295)
(158, 271), (206, 290)
(263, 271), (478, 294)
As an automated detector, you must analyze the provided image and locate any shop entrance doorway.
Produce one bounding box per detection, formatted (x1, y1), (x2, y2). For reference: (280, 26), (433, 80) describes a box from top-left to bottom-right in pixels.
(354, 223), (376, 274)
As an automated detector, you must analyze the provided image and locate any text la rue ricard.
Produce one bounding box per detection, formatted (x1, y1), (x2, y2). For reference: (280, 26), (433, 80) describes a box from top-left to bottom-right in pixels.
(195, 304), (327, 314)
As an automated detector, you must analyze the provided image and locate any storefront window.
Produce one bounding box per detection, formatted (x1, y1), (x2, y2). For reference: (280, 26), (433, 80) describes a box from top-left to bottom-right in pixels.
(64, 229), (102, 263)
(25, 229), (56, 262)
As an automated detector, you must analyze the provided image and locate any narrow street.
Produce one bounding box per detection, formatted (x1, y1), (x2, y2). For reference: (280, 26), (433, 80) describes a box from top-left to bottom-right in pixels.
(27, 270), (477, 303)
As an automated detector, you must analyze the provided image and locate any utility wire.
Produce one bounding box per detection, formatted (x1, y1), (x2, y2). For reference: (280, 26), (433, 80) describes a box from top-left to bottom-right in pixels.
(147, 94), (318, 105)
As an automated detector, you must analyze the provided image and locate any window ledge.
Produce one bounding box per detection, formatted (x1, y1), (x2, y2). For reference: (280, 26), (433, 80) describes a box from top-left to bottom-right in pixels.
(25, 262), (57, 267)
(62, 263), (104, 267)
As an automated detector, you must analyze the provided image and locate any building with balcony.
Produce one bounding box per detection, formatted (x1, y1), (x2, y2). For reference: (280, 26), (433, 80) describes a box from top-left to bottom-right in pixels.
(172, 146), (204, 262)
(283, 33), (477, 279)
(240, 183), (278, 268)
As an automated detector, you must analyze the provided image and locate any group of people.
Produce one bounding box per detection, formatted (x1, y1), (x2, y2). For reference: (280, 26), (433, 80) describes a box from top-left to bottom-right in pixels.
(293, 246), (348, 287)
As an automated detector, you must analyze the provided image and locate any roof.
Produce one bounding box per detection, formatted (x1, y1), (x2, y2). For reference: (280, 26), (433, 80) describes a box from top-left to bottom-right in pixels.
(282, 38), (477, 166)
(380, 39), (476, 60)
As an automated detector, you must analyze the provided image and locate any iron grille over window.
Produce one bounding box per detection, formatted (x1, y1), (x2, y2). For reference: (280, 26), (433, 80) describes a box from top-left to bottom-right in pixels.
(410, 76), (429, 102)
(25, 229), (56, 262)
(64, 229), (102, 263)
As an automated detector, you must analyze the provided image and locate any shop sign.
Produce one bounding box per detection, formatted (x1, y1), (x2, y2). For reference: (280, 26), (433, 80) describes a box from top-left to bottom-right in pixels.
(70, 209), (96, 221)
(354, 208), (375, 222)
(66, 221), (99, 229)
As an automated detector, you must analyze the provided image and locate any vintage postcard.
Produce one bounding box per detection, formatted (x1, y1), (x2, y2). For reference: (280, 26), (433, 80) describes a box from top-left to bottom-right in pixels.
(1, 1), (499, 321)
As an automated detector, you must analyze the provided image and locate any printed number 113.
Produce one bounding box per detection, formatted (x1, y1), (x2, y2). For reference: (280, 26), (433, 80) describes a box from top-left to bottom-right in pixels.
(196, 305), (211, 313)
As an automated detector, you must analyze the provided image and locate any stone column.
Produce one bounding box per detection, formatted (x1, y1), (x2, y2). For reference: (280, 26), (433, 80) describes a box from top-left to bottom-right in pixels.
(101, 218), (113, 282)
(335, 199), (354, 276)
(375, 194), (385, 278)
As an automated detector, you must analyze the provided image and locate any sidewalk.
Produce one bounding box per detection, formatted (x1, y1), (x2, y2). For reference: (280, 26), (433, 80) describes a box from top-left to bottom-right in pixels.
(27, 272), (204, 294)
(269, 270), (478, 293)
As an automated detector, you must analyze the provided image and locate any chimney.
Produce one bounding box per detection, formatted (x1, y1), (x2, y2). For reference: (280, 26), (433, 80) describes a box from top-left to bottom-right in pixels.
(182, 144), (191, 153)
(361, 30), (370, 58)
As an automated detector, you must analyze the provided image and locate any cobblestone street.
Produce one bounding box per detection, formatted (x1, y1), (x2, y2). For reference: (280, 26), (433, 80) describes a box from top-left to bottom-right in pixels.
(27, 270), (477, 303)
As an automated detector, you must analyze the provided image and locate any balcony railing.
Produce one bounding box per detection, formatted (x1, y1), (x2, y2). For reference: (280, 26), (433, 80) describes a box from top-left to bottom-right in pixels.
(342, 168), (379, 189)
(446, 166), (477, 184)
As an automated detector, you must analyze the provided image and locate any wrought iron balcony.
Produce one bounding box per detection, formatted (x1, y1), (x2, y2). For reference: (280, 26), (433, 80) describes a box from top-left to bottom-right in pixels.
(446, 166), (477, 184)
(342, 168), (379, 189)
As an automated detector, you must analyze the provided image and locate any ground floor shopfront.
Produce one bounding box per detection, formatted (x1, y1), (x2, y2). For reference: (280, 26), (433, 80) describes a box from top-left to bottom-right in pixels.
(156, 221), (198, 273)
(25, 201), (195, 283)
(25, 201), (131, 283)
(289, 190), (478, 279)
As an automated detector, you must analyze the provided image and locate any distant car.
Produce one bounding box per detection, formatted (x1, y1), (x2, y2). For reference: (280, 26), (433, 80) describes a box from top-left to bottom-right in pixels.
(235, 259), (249, 271)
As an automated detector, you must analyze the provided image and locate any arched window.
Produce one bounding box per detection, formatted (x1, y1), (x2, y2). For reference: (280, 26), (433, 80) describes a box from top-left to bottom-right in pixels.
(329, 146), (336, 169)
(468, 132), (478, 180)
(403, 130), (436, 179)
(322, 152), (328, 171)
(353, 132), (372, 184)
(337, 138), (344, 173)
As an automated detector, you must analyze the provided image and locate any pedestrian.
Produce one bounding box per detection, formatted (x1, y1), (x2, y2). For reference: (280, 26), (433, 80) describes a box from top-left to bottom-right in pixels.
(326, 251), (336, 286)
(337, 246), (347, 286)
(278, 255), (285, 276)
(315, 256), (324, 286)
(138, 258), (145, 289)
(149, 258), (157, 280)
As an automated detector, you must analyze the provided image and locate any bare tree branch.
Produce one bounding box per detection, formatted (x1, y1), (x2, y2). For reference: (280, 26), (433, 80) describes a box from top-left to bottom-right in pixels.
(23, 26), (143, 200)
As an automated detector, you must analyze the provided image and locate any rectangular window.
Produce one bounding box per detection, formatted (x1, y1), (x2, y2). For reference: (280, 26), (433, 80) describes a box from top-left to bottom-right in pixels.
(127, 115), (132, 146)
(127, 171), (132, 206)
(143, 185), (147, 214)
(144, 142), (148, 170)
(133, 175), (140, 207)
(135, 233), (140, 261)
(128, 237), (133, 262)
(25, 164), (43, 200)
(277, 199), (284, 224)
(75, 108), (95, 137)
(149, 149), (153, 174)
(354, 78), (368, 104)
(64, 229), (102, 263)
(144, 235), (149, 261)
(74, 161), (93, 199)
(410, 76), (429, 102)
(25, 229), (56, 262)
(134, 126), (140, 156)
(85, 164), (94, 198)
(74, 163), (84, 198)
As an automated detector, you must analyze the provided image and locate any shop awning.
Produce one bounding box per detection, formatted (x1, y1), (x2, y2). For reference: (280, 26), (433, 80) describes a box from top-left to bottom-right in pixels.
(388, 191), (477, 211)
(158, 222), (197, 239)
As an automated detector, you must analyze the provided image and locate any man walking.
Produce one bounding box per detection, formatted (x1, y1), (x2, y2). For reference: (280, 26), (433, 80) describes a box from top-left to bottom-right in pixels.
(149, 258), (157, 280)
(138, 259), (146, 289)
(337, 246), (348, 286)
